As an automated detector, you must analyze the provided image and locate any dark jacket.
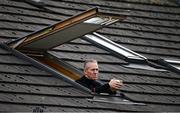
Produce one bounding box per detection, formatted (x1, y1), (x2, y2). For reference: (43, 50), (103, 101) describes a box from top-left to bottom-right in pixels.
(76, 76), (116, 94)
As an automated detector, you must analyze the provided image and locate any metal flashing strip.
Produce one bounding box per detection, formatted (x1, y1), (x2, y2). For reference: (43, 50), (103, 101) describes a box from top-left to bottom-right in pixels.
(165, 59), (180, 65)
(165, 60), (180, 70)
(84, 32), (147, 61)
(158, 59), (180, 74)
(123, 63), (167, 71)
(8, 8), (126, 51)
(25, 0), (45, 8)
(88, 94), (146, 106)
(0, 43), (91, 94)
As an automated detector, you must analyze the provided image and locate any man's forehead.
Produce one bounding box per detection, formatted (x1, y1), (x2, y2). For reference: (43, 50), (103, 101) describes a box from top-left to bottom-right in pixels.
(86, 62), (98, 68)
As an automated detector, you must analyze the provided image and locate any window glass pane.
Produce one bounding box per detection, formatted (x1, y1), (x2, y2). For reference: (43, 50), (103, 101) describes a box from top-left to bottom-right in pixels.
(86, 34), (134, 57)
(84, 17), (106, 24)
(85, 33), (146, 61)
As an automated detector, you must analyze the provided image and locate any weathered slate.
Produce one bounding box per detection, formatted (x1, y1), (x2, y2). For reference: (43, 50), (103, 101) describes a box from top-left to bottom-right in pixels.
(124, 16), (180, 27)
(50, 51), (128, 64)
(0, 0), (180, 112)
(0, 6), (62, 21)
(105, 35), (180, 49)
(125, 93), (180, 104)
(1, 0), (39, 10)
(112, 22), (180, 35)
(99, 73), (180, 87)
(0, 55), (31, 65)
(0, 103), (116, 112)
(0, 83), (90, 97)
(99, 28), (180, 42)
(122, 84), (180, 95)
(0, 22), (47, 32)
(0, 73), (71, 86)
(0, 13), (57, 26)
(53, 44), (109, 54)
(0, 64), (47, 75)
(44, 0), (180, 20)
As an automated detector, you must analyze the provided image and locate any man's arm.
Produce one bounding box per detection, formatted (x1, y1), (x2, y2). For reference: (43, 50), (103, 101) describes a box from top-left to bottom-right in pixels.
(93, 79), (123, 94)
(94, 82), (116, 94)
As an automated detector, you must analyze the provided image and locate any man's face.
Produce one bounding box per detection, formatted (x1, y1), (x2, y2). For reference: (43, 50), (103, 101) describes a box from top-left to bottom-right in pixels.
(84, 62), (99, 80)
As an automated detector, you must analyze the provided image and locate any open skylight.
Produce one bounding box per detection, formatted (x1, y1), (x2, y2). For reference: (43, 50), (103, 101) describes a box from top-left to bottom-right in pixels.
(83, 32), (168, 71)
(7, 7), (127, 80)
(5, 7), (141, 105)
(8, 8), (126, 52)
(3, 6), (148, 106)
(84, 32), (147, 61)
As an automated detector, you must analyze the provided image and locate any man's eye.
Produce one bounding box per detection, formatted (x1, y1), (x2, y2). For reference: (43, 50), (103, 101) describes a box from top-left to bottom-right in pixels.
(92, 69), (98, 71)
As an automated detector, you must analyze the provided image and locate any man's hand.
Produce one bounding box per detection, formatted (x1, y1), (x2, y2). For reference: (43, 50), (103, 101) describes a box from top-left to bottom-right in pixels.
(109, 79), (123, 91)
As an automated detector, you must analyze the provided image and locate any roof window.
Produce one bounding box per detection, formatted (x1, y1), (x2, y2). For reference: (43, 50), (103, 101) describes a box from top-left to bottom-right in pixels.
(84, 32), (147, 62)
(83, 32), (167, 71)
(4, 7), (146, 105)
(7, 7), (127, 82)
(8, 8), (125, 52)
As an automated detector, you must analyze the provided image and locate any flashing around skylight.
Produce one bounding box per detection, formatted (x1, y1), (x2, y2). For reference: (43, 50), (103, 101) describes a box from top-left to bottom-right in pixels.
(124, 63), (166, 71)
(88, 93), (146, 106)
(85, 32), (147, 61)
(157, 58), (180, 74)
(164, 59), (180, 70)
(165, 59), (180, 64)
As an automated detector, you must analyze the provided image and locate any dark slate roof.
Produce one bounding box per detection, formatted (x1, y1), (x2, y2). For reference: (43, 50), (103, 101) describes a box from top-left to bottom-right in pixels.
(0, 42), (134, 112)
(0, 0), (180, 112)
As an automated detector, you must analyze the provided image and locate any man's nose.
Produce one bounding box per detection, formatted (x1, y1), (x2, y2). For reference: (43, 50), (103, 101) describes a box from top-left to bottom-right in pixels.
(94, 69), (98, 73)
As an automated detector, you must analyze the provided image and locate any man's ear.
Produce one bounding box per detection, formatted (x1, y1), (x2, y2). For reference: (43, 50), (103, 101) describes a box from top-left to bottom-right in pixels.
(84, 69), (89, 78)
(84, 69), (87, 75)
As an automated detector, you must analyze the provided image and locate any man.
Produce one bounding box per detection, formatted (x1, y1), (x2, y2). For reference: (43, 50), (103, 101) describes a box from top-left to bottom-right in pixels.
(76, 59), (123, 94)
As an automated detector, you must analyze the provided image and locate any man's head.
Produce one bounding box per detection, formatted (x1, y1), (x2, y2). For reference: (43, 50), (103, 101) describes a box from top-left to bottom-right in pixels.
(84, 59), (99, 80)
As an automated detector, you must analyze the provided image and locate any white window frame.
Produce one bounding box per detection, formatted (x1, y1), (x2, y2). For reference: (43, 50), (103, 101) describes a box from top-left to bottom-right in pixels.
(85, 32), (147, 61)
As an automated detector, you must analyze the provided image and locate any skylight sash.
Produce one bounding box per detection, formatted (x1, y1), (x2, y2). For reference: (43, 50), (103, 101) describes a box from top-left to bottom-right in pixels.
(22, 23), (102, 50)
(85, 32), (146, 60)
(9, 8), (126, 51)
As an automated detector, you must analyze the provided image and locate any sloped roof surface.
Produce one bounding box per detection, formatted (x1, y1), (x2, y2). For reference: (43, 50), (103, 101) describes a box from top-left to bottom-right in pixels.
(0, 0), (180, 112)
(0, 44), (133, 112)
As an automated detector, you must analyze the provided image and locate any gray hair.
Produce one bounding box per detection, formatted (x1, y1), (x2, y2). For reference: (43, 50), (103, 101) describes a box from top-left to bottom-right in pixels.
(84, 59), (98, 70)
